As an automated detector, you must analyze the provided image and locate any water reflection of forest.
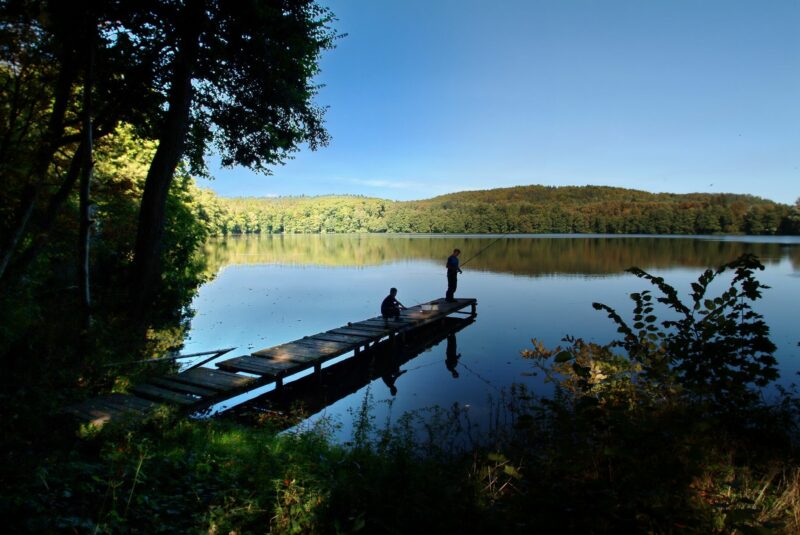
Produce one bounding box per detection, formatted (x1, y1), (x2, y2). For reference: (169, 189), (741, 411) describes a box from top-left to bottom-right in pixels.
(203, 235), (800, 277)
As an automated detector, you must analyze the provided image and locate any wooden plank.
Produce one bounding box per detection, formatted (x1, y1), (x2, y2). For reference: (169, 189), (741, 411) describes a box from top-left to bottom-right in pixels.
(344, 320), (391, 329)
(345, 322), (393, 333)
(364, 315), (417, 323)
(64, 393), (156, 424)
(253, 341), (349, 361)
(312, 332), (372, 344)
(359, 319), (414, 329)
(253, 343), (324, 359)
(264, 352), (322, 364)
(216, 360), (278, 376)
(66, 406), (115, 426)
(171, 367), (256, 391)
(132, 383), (199, 406)
(295, 338), (353, 352)
(229, 355), (303, 372)
(402, 312), (435, 321)
(216, 355), (287, 375)
(328, 327), (383, 338)
(149, 377), (217, 397)
(101, 393), (159, 412)
(217, 356), (306, 376)
(291, 343), (352, 360)
(67, 394), (156, 418)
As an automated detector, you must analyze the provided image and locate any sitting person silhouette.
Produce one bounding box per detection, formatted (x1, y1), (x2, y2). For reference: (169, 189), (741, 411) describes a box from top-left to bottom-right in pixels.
(381, 287), (406, 321)
(381, 366), (407, 396)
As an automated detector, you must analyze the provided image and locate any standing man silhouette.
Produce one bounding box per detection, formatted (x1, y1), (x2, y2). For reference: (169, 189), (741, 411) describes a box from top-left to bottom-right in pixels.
(445, 248), (462, 302)
(445, 333), (461, 378)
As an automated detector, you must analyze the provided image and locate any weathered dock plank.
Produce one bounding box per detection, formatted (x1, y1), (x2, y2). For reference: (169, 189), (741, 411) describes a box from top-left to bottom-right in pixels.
(294, 337), (353, 352)
(264, 352), (323, 365)
(328, 327), (384, 338)
(253, 343), (325, 359)
(309, 332), (372, 344)
(345, 320), (392, 329)
(132, 383), (200, 405)
(216, 356), (297, 376)
(345, 322), (394, 333)
(64, 393), (158, 426)
(101, 393), (159, 412)
(170, 367), (256, 391)
(148, 377), (217, 397)
(359, 319), (415, 329)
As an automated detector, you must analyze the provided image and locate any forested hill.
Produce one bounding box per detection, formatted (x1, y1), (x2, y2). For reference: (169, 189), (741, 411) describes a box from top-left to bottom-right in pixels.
(200, 185), (799, 235)
(424, 185), (774, 206)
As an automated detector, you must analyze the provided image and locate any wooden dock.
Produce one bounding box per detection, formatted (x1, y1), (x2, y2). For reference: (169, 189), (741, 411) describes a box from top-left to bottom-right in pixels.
(227, 315), (476, 426)
(65, 298), (477, 426)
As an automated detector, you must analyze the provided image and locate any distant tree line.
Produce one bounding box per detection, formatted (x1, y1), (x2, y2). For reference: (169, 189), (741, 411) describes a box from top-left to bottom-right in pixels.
(201, 186), (800, 236)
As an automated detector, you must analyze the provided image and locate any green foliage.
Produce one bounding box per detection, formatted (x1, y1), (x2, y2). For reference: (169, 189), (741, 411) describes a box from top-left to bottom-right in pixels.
(592, 253), (778, 407)
(516, 256), (794, 532)
(199, 186), (799, 236)
(0, 123), (211, 425)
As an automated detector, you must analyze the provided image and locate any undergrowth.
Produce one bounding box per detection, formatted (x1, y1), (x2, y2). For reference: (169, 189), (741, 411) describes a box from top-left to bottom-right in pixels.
(2, 254), (799, 533)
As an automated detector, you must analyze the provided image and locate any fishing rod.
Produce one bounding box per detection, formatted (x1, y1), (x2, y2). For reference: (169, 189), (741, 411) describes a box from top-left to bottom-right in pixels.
(459, 233), (511, 268)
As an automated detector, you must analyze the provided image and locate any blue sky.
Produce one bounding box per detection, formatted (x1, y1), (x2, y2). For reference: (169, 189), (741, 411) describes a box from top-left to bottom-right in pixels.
(200, 0), (799, 204)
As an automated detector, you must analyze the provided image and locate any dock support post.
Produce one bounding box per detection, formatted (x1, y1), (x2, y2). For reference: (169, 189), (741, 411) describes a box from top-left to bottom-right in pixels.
(275, 377), (283, 389)
(471, 302), (477, 316)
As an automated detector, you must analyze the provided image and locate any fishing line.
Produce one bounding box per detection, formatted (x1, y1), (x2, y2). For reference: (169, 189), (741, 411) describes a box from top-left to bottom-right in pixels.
(402, 360), (440, 373)
(459, 234), (511, 268)
(459, 360), (501, 392)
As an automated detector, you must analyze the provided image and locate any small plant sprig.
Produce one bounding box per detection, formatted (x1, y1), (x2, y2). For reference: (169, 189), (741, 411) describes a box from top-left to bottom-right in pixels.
(593, 253), (778, 407)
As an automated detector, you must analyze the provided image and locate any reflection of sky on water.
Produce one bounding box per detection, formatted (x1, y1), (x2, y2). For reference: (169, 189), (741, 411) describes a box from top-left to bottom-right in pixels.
(185, 236), (800, 441)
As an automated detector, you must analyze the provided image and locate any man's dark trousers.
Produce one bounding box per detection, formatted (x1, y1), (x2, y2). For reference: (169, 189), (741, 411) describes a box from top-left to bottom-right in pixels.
(446, 271), (457, 301)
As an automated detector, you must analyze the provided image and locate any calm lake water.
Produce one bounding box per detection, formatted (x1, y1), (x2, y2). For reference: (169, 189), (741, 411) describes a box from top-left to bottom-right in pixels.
(184, 234), (800, 437)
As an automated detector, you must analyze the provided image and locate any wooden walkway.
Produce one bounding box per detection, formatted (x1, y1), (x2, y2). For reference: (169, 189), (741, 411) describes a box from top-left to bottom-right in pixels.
(229, 315), (476, 425)
(65, 298), (477, 426)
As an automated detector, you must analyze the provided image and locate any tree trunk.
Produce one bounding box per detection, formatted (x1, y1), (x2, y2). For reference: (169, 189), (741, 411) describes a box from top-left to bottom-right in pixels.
(78, 23), (95, 328)
(130, 0), (204, 315)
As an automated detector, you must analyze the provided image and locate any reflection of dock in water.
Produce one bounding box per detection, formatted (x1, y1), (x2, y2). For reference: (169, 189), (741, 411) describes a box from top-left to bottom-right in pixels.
(65, 298), (477, 427)
(227, 316), (476, 423)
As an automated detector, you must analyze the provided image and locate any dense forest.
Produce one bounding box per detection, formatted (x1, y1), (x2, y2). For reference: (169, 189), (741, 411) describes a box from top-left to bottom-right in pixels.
(206, 186), (800, 235)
